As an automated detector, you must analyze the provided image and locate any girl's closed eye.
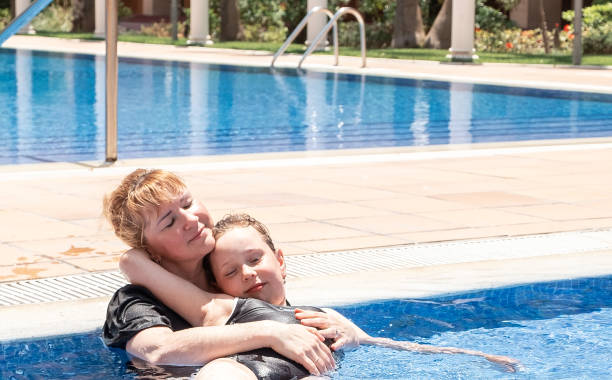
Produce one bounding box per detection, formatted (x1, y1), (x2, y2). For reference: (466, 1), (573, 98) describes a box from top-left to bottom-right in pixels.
(224, 268), (237, 278)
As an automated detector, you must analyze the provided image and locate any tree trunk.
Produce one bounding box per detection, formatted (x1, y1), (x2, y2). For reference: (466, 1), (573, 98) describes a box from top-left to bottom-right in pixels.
(538, 0), (550, 53)
(423, 0), (452, 49)
(392, 0), (425, 48)
(220, 0), (241, 41)
(72, 0), (95, 33)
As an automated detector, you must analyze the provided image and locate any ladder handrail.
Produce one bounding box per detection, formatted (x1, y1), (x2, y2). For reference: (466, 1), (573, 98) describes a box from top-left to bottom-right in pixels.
(271, 6), (337, 67)
(298, 7), (366, 69)
(0, 0), (54, 46)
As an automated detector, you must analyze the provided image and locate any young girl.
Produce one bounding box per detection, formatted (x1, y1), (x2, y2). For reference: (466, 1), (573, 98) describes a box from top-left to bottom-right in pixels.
(121, 213), (521, 376)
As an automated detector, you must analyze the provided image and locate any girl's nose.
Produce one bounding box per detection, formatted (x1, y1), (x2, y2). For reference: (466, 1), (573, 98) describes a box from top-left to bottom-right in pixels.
(242, 265), (256, 280)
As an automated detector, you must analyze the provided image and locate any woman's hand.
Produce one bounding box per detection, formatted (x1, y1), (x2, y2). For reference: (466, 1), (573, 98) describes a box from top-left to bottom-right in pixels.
(295, 308), (369, 351)
(263, 321), (335, 376)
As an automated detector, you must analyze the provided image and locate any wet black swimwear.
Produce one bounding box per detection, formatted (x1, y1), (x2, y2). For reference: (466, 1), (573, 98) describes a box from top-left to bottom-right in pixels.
(227, 298), (338, 380)
(103, 286), (338, 380)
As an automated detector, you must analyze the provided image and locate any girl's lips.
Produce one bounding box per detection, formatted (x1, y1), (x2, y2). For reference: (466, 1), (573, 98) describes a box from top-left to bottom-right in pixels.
(246, 283), (265, 294)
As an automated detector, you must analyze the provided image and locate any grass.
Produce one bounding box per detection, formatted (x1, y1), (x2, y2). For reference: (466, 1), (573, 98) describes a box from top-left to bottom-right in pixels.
(33, 31), (612, 66)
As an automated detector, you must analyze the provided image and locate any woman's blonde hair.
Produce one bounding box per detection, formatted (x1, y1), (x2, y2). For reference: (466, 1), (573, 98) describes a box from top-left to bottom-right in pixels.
(103, 169), (187, 248)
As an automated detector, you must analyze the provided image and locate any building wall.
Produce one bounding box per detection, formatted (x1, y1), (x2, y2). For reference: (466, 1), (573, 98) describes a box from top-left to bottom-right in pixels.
(510, 0), (563, 29)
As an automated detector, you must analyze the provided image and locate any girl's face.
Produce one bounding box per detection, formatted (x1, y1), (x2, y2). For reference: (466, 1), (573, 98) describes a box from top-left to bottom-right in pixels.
(143, 190), (215, 264)
(210, 226), (287, 306)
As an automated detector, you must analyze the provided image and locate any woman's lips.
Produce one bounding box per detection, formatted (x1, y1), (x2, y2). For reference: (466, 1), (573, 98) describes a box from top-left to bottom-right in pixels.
(189, 226), (206, 243)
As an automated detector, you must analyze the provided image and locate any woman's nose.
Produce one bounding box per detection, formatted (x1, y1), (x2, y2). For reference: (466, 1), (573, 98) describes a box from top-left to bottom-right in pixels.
(181, 209), (199, 229)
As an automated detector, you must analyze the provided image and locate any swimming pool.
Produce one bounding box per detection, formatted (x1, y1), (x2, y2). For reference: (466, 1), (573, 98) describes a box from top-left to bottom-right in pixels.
(2, 275), (611, 378)
(1, 48), (611, 165)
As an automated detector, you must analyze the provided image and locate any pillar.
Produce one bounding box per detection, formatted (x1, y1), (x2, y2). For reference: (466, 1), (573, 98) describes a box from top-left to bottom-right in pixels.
(94, 0), (105, 38)
(188, 0), (213, 45)
(448, 0), (478, 62)
(306, 0), (328, 50)
(15, 0), (35, 34)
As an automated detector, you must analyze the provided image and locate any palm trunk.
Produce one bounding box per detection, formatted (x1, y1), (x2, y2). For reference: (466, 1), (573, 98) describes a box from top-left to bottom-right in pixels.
(423, 0), (452, 49)
(392, 0), (425, 48)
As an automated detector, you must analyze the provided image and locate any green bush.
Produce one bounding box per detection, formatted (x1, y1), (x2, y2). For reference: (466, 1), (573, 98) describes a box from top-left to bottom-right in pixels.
(31, 4), (73, 32)
(476, 28), (572, 54)
(0, 7), (10, 30)
(562, 3), (612, 54)
(475, 0), (515, 31)
(328, 0), (395, 48)
(238, 0), (286, 42)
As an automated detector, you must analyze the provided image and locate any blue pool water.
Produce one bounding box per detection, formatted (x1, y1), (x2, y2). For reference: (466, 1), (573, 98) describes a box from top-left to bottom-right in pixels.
(1, 48), (611, 165)
(2, 275), (611, 379)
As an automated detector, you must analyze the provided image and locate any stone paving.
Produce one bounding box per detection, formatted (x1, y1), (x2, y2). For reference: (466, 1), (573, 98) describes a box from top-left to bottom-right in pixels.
(1, 35), (611, 283)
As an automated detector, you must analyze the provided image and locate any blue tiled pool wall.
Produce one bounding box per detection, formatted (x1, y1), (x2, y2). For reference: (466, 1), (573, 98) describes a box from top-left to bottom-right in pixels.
(333, 275), (612, 341)
(2, 275), (611, 379)
(1, 49), (611, 164)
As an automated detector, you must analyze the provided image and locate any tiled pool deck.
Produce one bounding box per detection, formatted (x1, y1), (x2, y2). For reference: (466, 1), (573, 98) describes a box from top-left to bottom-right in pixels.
(1, 36), (612, 337)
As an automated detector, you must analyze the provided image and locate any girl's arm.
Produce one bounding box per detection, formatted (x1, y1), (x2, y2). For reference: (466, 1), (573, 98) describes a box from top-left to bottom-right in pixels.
(119, 248), (232, 326)
(296, 308), (521, 373)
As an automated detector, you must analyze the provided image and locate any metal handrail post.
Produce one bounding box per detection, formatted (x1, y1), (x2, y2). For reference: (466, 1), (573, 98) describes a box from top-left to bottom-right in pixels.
(271, 6), (336, 67)
(105, 0), (118, 162)
(298, 7), (366, 69)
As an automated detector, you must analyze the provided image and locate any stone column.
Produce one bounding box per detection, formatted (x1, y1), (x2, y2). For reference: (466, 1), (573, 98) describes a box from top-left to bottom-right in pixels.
(15, 0), (35, 34)
(94, 0), (105, 38)
(306, 0), (328, 50)
(142, 0), (154, 15)
(188, 0), (213, 45)
(448, 0), (478, 62)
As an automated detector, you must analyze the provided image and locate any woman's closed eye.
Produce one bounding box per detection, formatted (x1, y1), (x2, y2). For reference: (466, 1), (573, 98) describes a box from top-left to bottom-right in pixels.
(249, 255), (262, 264)
(183, 200), (193, 209)
(164, 217), (175, 229)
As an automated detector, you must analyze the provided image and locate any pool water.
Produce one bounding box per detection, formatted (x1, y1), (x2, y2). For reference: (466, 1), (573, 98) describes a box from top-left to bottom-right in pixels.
(1, 49), (611, 164)
(2, 276), (611, 379)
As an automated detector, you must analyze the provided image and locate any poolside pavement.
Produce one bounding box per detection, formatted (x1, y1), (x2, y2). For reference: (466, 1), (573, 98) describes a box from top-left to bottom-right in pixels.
(1, 36), (612, 313)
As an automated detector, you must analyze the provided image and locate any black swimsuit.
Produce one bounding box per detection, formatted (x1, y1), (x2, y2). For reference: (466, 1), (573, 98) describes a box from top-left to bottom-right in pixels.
(227, 298), (337, 380)
(104, 286), (339, 380)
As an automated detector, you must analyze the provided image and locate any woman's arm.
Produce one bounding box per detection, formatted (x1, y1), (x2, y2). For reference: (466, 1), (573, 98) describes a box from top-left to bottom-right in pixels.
(126, 321), (335, 375)
(119, 248), (231, 326)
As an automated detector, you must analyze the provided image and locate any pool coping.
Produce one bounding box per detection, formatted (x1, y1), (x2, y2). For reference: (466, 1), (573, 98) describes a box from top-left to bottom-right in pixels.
(3, 35), (611, 94)
(2, 230), (612, 341)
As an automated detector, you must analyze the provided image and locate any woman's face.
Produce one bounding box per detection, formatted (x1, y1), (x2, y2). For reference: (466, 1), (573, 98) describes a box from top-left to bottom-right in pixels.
(143, 190), (215, 263)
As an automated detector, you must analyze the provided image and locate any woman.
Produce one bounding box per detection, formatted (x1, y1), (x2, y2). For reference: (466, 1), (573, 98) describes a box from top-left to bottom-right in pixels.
(102, 169), (337, 378)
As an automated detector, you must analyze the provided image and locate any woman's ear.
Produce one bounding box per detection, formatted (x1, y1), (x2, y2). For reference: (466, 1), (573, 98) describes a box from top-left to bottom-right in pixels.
(276, 248), (286, 279)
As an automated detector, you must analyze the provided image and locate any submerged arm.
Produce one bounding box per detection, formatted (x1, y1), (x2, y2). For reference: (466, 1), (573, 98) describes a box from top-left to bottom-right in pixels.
(296, 308), (521, 373)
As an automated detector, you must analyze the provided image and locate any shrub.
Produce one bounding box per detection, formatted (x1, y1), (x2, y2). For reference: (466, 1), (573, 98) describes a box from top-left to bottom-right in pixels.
(0, 8), (10, 30)
(475, 27), (572, 54)
(238, 0), (287, 42)
(328, 0), (395, 48)
(562, 3), (612, 54)
(475, 0), (515, 31)
(31, 4), (73, 32)
(139, 20), (187, 39)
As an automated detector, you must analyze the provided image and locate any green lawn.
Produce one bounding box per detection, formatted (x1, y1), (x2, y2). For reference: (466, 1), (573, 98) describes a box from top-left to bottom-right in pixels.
(33, 32), (612, 66)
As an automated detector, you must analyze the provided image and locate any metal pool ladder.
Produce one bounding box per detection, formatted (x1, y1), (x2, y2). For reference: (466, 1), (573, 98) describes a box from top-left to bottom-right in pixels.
(271, 7), (366, 69)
